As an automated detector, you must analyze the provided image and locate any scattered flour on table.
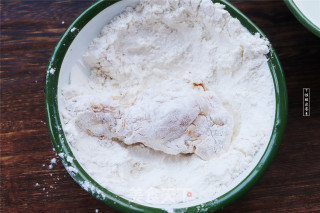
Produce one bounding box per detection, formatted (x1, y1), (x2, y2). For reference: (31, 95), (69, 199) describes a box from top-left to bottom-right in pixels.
(59, 0), (275, 208)
(50, 158), (57, 164)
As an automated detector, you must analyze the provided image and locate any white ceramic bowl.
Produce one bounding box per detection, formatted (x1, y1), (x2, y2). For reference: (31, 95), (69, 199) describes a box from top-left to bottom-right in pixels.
(45, 0), (288, 212)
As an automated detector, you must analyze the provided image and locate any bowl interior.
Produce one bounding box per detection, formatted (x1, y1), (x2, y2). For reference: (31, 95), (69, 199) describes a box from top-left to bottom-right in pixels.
(284, 0), (320, 37)
(45, 0), (287, 212)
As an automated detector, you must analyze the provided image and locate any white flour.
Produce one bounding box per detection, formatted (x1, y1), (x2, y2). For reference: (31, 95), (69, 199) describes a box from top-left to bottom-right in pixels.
(59, 0), (275, 208)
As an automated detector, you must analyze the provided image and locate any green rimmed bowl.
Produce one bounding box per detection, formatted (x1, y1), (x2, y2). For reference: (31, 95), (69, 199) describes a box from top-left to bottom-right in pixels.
(284, 0), (320, 37)
(45, 0), (287, 212)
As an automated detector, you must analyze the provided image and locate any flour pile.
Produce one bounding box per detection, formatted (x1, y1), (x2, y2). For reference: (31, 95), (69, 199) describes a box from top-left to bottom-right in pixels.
(60, 0), (275, 207)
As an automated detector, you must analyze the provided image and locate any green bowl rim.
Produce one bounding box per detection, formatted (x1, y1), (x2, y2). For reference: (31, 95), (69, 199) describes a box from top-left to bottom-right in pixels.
(284, 0), (320, 37)
(45, 0), (288, 212)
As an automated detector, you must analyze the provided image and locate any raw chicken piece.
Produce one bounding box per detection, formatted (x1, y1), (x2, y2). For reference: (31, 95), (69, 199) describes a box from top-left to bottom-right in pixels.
(75, 89), (233, 160)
